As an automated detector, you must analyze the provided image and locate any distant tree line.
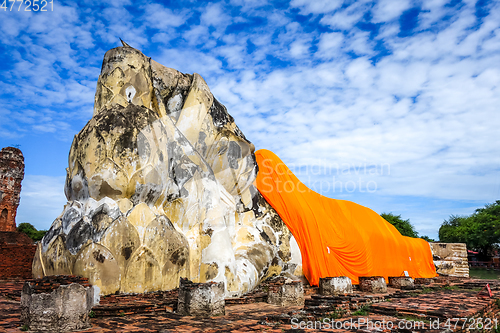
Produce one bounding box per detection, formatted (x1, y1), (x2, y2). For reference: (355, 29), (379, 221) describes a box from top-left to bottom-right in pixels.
(381, 200), (500, 260)
(439, 200), (500, 259)
(380, 213), (434, 242)
(17, 223), (47, 242)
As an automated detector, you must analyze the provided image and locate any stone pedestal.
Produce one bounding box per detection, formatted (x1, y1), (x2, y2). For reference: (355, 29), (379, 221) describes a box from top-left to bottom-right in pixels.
(358, 276), (387, 293)
(319, 276), (353, 295)
(414, 278), (433, 285)
(21, 281), (99, 332)
(267, 280), (304, 306)
(177, 278), (225, 317)
(430, 243), (469, 277)
(388, 276), (414, 289)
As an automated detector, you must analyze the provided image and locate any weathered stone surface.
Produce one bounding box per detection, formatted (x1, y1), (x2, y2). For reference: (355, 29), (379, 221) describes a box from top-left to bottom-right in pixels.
(414, 277), (433, 285)
(0, 147), (24, 232)
(319, 276), (353, 295)
(430, 243), (469, 277)
(177, 278), (225, 317)
(36, 44), (301, 296)
(358, 276), (387, 293)
(21, 281), (98, 332)
(388, 276), (414, 289)
(267, 279), (304, 306)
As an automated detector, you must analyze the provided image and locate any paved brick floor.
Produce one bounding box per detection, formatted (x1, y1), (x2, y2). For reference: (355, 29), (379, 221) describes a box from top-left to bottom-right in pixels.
(1, 279), (498, 332)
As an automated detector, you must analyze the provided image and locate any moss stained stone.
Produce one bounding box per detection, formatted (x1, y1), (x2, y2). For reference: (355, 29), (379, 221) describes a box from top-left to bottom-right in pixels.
(37, 44), (302, 297)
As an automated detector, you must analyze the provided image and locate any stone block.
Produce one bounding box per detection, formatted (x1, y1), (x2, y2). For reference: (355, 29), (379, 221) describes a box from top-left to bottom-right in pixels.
(177, 278), (225, 317)
(414, 278), (434, 285)
(430, 243), (469, 277)
(21, 281), (98, 332)
(267, 279), (304, 306)
(319, 276), (353, 295)
(388, 276), (414, 289)
(358, 276), (387, 293)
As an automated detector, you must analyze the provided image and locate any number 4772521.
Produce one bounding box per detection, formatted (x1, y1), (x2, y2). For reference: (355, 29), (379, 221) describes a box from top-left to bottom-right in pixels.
(1, 0), (53, 11)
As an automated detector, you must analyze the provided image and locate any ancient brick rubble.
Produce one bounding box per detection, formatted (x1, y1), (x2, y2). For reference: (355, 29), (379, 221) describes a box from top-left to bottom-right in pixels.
(0, 232), (36, 280)
(0, 147), (25, 232)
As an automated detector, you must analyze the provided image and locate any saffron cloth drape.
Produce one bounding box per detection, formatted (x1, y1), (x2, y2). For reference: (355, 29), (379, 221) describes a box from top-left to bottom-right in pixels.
(255, 149), (437, 286)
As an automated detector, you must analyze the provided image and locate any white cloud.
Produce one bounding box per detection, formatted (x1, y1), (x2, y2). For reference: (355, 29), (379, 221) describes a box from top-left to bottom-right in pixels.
(289, 39), (311, 58)
(156, 48), (223, 76)
(201, 2), (230, 29)
(345, 57), (375, 89)
(144, 3), (187, 29)
(317, 32), (344, 57)
(371, 0), (412, 23)
(345, 30), (375, 55)
(16, 175), (67, 231)
(290, 0), (344, 14)
(183, 25), (210, 45)
(320, 2), (369, 30)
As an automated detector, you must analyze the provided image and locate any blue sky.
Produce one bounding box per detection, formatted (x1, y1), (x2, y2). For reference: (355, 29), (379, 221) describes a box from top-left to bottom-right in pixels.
(1, 0), (499, 240)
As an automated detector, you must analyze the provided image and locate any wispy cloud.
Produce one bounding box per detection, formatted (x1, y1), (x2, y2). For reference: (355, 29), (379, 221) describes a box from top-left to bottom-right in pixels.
(16, 175), (67, 228)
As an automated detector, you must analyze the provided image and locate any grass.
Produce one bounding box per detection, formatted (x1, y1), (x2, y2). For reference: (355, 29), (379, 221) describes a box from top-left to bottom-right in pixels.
(469, 268), (500, 280)
(322, 307), (346, 320)
(20, 324), (29, 331)
(420, 287), (433, 294)
(352, 305), (369, 316)
(443, 285), (459, 291)
(89, 310), (96, 318)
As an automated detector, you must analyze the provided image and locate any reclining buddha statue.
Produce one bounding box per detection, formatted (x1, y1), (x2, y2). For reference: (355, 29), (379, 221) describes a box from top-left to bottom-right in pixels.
(33, 43), (435, 296)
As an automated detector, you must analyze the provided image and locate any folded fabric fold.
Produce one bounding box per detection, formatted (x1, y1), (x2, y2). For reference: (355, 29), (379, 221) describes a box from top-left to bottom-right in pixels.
(255, 149), (437, 286)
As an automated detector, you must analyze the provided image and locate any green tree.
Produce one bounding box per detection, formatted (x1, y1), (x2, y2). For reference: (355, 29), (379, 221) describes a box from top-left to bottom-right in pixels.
(439, 200), (500, 258)
(17, 223), (47, 242)
(380, 213), (419, 238)
(438, 215), (468, 243)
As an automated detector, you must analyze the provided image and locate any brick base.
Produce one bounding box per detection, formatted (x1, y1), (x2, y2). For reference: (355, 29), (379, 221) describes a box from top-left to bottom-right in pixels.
(0, 232), (36, 280)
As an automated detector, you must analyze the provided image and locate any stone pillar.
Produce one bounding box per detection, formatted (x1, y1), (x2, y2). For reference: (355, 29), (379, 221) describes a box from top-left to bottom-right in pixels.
(177, 278), (225, 317)
(319, 276), (353, 295)
(388, 276), (414, 289)
(0, 147), (25, 232)
(358, 276), (387, 293)
(21, 280), (98, 332)
(267, 279), (304, 306)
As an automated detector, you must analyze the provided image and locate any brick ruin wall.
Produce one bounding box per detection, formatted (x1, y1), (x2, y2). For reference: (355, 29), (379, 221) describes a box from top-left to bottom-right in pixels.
(0, 147), (36, 280)
(430, 242), (469, 278)
(0, 232), (36, 279)
(0, 147), (25, 232)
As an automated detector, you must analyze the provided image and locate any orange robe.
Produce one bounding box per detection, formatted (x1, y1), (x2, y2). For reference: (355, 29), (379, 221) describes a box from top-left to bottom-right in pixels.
(255, 149), (437, 286)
